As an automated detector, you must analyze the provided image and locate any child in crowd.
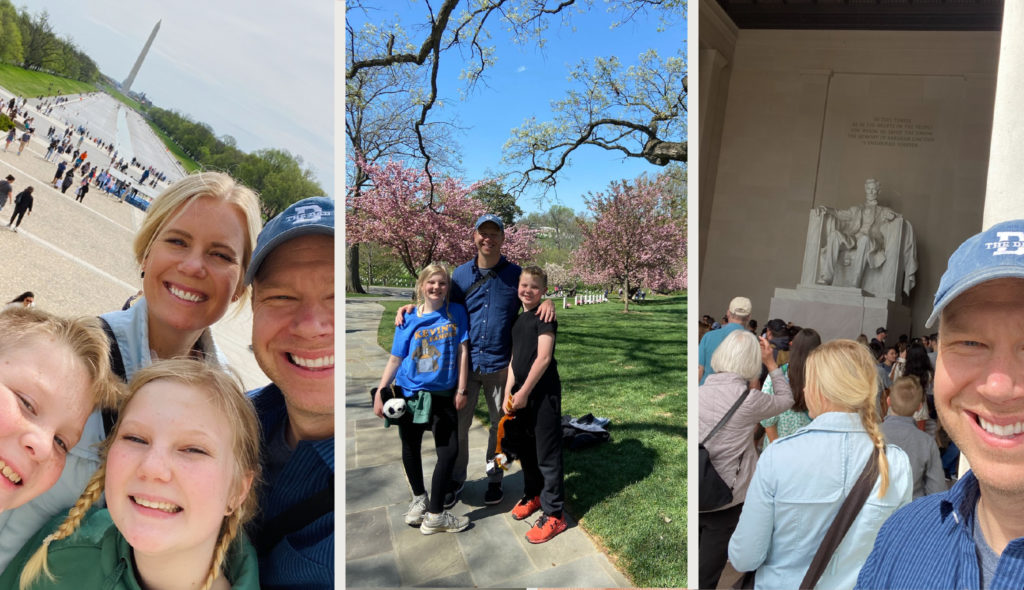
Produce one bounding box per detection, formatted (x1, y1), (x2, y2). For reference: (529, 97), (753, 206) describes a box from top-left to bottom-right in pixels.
(374, 263), (470, 535)
(3, 360), (261, 589)
(882, 376), (946, 498)
(504, 266), (566, 543)
(0, 307), (119, 513)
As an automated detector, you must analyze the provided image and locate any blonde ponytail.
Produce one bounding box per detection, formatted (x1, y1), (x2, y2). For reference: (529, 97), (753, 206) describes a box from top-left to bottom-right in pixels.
(200, 508), (244, 590)
(19, 465), (107, 589)
(806, 339), (891, 498)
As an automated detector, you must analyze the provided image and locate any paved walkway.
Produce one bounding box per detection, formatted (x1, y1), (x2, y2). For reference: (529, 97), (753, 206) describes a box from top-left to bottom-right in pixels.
(0, 87), (266, 389)
(344, 298), (631, 588)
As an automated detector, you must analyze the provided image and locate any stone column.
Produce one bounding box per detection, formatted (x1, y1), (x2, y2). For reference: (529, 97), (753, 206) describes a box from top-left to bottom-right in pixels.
(983, 4), (1024, 228)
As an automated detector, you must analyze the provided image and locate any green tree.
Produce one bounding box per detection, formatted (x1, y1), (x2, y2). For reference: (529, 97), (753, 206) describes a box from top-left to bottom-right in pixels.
(0, 1), (23, 65)
(237, 148), (323, 219)
(470, 181), (522, 227)
(18, 9), (60, 72)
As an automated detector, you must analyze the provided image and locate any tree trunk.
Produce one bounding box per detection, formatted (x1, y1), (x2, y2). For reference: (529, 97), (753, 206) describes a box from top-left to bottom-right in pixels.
(346, 243), (366, 294)
(623, 277), (630, 312)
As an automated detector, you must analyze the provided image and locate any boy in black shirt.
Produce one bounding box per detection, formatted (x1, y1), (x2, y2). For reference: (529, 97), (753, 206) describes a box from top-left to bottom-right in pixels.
(504, 266), (566, 543)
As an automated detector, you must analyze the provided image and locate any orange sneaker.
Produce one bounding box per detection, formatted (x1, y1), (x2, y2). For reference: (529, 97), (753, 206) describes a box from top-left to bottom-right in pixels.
(511, 496), (541, 521)
(525, 513), (567, 544)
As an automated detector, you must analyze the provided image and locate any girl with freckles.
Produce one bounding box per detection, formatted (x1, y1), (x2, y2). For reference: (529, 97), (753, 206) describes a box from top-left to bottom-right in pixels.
(1, 360), (262, 590)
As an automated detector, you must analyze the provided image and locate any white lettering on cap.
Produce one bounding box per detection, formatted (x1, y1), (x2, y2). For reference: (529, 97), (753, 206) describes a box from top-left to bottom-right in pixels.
(288, 204), (333, 225)
(991, 231), (1024, 256)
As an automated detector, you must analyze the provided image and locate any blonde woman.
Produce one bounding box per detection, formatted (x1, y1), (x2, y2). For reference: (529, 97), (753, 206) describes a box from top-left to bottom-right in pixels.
(374, 263), (470, 534)
(2, 360), (261, 590)
(728, 339), (913, 590)
(0, 171), (262, 570)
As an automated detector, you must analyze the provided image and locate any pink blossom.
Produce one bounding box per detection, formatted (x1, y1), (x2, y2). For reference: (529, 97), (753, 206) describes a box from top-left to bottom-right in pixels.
(572, 175), (687, 311)
(347, 158), (538, 275)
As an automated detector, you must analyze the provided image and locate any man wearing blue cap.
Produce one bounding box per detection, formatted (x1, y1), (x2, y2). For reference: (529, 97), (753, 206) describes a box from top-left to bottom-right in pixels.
(857, 220), (1024, 589)
(397, 213), (554, 507)
(245, 196), (334, 589)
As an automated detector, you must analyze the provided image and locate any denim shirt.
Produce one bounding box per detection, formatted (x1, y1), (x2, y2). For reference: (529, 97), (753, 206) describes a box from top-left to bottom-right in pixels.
(450, 255), (521, 373)
(857, 471), (1024, 590)
(729, 412), (912, 590)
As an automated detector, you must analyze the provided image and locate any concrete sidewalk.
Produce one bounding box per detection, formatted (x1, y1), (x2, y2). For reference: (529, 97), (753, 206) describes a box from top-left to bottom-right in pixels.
(344, 299), (631, 588)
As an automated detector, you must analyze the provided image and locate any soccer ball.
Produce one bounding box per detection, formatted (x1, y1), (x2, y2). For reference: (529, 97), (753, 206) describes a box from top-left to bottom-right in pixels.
(383, 397), (407, 419)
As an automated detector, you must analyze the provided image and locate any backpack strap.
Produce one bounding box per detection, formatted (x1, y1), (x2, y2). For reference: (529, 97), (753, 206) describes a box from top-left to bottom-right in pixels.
(97, 317), (127, 435)
(464, 258), (510, 298)
(255, 479), (334, 555)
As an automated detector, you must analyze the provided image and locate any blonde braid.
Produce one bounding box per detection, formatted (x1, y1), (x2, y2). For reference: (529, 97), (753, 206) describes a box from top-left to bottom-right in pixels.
(201, 509), (244, 590)
(858, 404), (890, 498)
(19, 465), (106, 590)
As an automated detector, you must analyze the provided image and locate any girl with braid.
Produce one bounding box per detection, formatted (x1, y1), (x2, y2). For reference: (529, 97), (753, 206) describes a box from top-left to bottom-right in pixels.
(2, 360), (261, 590)
(727, 340), (914, 590)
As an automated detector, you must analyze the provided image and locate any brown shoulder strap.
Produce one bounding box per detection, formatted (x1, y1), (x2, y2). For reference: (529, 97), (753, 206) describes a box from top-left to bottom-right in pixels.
(800, 446), (881, 589)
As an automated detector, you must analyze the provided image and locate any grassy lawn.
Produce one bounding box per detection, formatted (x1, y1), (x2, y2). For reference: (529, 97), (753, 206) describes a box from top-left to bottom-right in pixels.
(0, 64), (96, 97)
(376, 294), (687, 587)
(96, 79), (144, 111)
(144, 121), (201, 172)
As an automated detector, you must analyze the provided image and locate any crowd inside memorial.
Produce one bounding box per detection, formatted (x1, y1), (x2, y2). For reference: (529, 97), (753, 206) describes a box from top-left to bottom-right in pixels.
(699, 220), (1024, 589)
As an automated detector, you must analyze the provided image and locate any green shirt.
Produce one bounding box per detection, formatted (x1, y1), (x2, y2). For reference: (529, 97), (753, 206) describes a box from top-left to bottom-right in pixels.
(0, 508), (260, 589)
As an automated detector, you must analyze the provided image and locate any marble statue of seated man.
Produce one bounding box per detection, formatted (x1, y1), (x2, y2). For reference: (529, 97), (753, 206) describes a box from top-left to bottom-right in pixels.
(816, 178), (899, 289)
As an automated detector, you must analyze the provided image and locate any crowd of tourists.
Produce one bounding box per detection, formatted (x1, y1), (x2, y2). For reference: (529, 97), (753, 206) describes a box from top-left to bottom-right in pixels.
(699, 219), (1024, 590)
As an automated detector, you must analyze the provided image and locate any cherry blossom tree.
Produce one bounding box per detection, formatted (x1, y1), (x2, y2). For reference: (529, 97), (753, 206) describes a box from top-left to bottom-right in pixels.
(573, 174), (686, 311)
(347, 158), (538, 276)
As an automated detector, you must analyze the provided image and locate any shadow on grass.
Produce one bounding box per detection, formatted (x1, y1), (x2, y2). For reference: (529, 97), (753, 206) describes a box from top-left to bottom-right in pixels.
(563, 438), (657, 518)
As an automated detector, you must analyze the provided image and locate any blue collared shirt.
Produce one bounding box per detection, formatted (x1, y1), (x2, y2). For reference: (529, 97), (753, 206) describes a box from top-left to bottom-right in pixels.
(729, 412), (912, 590)
(248, 384), (334, 589)
(857, 471), (1024, 590)
(698, 322), (744, 385)
(450, 255), (521, 373)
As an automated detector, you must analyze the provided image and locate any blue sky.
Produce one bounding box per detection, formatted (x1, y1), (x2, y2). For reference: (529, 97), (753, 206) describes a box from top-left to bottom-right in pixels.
(20, 0), (334, 196)
(347, 1), (685, 217)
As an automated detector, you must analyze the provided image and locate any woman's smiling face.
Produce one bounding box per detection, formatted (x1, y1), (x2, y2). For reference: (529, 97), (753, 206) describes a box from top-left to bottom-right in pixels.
(141, 196), (247, 336)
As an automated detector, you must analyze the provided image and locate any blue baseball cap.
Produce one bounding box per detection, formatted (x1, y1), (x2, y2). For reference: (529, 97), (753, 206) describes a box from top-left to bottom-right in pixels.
(474, 213), (504, 232)
(244, 196), (334, 286)
(926, 219), (1024, 328)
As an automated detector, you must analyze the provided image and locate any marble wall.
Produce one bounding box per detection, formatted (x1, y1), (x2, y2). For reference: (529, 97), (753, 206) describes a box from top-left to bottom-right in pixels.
(698, 20), (1000, 338)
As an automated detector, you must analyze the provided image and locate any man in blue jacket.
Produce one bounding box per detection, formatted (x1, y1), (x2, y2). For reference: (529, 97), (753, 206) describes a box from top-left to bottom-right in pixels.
(245, 197), (334, 589)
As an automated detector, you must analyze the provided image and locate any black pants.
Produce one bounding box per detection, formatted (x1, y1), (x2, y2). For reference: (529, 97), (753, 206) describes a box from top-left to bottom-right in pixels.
(8, 204), (27, 228)
(397, 393), (458, 514)
(510, 384), (564, 517)
(699, 503), (744, 590)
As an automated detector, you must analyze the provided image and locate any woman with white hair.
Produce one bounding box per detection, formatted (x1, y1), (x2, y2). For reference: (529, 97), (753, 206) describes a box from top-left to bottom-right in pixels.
(698, 329), (794, 590)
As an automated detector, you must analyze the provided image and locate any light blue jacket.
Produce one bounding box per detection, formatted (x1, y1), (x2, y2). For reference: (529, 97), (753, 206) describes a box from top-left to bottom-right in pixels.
(728, 412), (913, 590)
(0, 298), (226, 571)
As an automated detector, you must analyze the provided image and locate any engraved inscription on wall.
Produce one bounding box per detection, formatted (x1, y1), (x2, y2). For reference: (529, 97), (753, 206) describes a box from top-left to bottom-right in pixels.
(847, 117), (935, 149)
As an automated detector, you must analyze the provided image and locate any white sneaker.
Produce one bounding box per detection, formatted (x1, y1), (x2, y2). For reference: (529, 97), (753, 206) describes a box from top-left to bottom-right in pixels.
(419, 510), (469, 535)
(404, 493), (428, 526)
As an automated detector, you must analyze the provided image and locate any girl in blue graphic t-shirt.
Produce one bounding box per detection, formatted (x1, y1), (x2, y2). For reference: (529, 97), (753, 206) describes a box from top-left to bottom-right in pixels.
(374, 263), (470, 535)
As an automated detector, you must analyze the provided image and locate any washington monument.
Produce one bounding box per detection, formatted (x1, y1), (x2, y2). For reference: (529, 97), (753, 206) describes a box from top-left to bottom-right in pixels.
(122, 20), (160, 94)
